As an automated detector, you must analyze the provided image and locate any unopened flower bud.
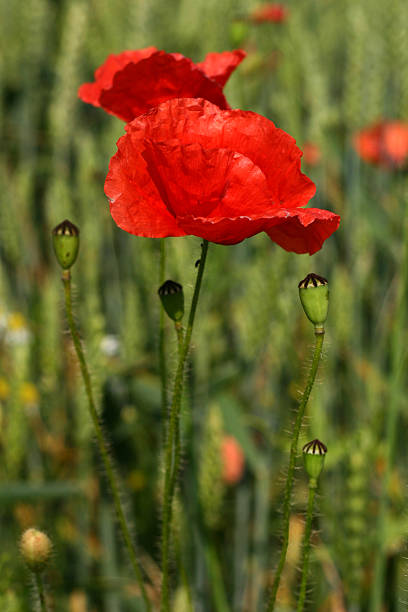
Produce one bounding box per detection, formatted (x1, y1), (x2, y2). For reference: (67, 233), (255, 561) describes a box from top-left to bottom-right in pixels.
(302, 439), (327, 481)
(158, 280), (184, 322)
(52, 219), (80, 269)
(298, 273), (329, 332)
(20, 528), (52, 572)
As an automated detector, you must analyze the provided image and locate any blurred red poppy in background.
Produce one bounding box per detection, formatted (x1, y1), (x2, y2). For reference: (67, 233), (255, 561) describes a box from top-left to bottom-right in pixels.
(303, 142), (322, 167)
(105, 98), (340, 254)
(222, 436), (245, 485)
(250, 3), (289, 24)
(78, 47), (246, 121)
(354, 120), (408, 168)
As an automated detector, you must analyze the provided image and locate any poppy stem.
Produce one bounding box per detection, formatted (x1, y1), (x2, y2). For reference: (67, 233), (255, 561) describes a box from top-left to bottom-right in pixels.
(61, 270), (151, 611)
(159, 239), (168, 433)
(161, 239), (209, 612)
(34, 572), (48, 612)
(174, 321), (184, 358)
(297, 478), (317, 612)
(267, 330), (324, 611)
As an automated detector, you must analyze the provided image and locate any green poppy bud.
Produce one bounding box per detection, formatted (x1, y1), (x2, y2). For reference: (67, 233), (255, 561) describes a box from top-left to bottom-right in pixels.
(52, 220), (80, 269)
(302, 439), (327, 481)
(229, 21), (249, 47)
(298, 273), (329, 332)
(20, 528), (52, 573)
(158, 280), (184, 322)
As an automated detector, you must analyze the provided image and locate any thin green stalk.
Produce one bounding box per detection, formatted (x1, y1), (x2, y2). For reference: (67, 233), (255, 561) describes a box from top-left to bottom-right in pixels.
(267, 331), (324, 611)
(34, 572), (47, 612)
(297, 479), (317, 612)
(250, 469), (269, 611)
(159, 239), (168, 427)
(161, 240), (209, 612)
(171, 321), (185, 512)
(175, 527), (194, 612)
(174, 321), (184, 358)
(61, 270), (151, 611)
(204, 540), (231, 612)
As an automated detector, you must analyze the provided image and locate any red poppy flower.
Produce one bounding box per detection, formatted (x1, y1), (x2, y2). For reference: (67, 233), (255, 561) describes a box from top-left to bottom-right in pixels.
(303, 142), (321, 167)
(250, 3), (289, 24)
(354, 120), (408, 168)
(222, 436), (245, 485)
(78, 47), (246, 122)
(105, 98), (340, 254)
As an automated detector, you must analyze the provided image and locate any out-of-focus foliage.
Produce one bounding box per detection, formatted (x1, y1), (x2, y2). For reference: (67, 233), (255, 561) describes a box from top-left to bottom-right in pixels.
(1, 0), (408, 609)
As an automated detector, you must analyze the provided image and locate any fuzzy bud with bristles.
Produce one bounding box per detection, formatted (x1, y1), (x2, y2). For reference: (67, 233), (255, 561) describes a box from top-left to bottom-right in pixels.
(20, 528), (52, 573)
(302, 439), (327, 481)
(158, 280), (184, 322)
(298, 273), (329, 332)
(52, 219), (80, 269)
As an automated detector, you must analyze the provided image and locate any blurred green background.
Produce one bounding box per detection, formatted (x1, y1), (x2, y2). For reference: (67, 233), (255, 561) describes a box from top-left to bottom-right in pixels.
(1, 0), (408, 610)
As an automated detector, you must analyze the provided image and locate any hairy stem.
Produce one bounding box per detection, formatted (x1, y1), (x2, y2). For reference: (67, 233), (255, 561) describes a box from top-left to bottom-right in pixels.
(62, 270), (150, 611)
(161, 240), (209, 611)
(267, 330), (324, 611)
(34, 572), (47, 612)
(297, 479), (317, 612)
(159, 239), (168, 428)
(175, 321), (184, 358)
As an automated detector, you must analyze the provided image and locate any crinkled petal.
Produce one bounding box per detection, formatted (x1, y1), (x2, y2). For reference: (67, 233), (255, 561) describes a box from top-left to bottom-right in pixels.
(197, 50), (246, 87)
(99, 53), (229, 122)
(265, 207), (340, 254)
(176, 207), (339, 252)
(142, 140), (273, 218)
(105, 135), (186, 238)
(176, 215), (272, 245)
(105, 98), (339, 250)
(78, 47), (157, 108)
(126, 98), (315, 208)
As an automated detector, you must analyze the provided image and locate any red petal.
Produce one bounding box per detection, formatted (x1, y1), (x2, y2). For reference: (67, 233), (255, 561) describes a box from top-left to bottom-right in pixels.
(197, 50), (246, 87)
(127, 98), (315, 209)
(175, 215), (272, 245)
(175, 208), (340, 252)
(105, 135), (186, 238)
(105, 98), (339, 250)
(78, 47), (157, 108)
(141, 140), (272, 219)
(265, 207), (340, 254)
(99, 53), (229, 122)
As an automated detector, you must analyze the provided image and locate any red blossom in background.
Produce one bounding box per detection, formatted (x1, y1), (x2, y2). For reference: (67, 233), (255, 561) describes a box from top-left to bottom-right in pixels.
(354, 120), (408, 169)
(303, 142), (321, 167)
(250, 3), (289, 24)
(78, 47), (246, 121)
(105, 98), (340, 254)
(222, 436), (245, 485)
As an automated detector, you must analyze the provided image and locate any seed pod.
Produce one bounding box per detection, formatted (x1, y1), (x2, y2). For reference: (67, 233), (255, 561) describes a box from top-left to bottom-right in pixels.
(302, 438), (327, 481)
(20, 528), (52, 573)
(158, 280), (184, 322)
(298, 273), (329, 331)
(52, 219), (80, 269)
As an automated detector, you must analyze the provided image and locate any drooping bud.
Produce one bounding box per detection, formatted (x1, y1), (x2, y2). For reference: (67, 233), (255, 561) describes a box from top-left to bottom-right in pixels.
(302, 439), (327, 481)
(158, 280), (184, 322)
(20, 528), (52, 573)
(52, 220), (80, 269)
(298, 273), (329, 332)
